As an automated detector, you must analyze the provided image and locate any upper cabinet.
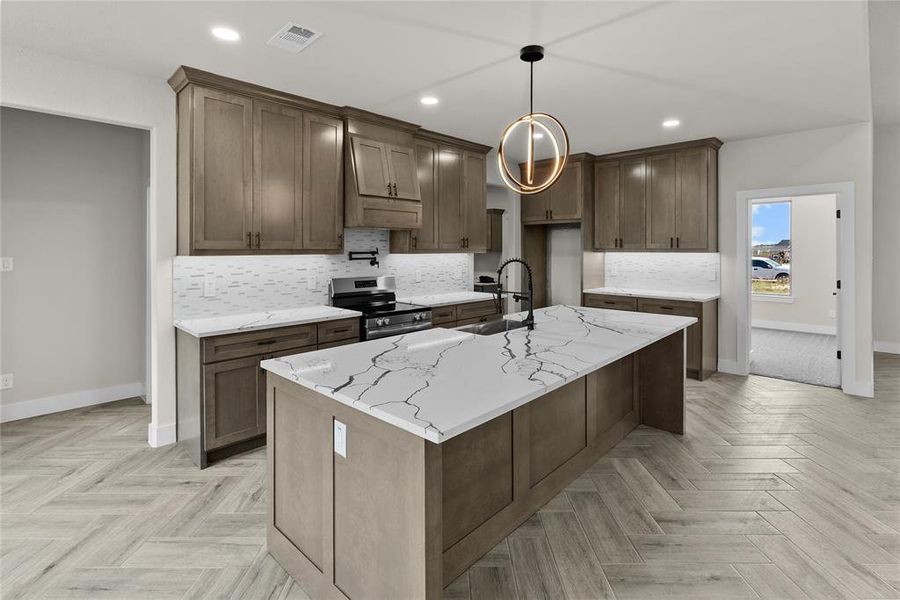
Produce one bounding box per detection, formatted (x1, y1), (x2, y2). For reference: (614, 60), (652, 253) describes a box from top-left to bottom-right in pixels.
(591, 138), (721, 252)
(520, 155), (592, 224)
(171, 68), (344, 255)
(390, 131), (491, 254)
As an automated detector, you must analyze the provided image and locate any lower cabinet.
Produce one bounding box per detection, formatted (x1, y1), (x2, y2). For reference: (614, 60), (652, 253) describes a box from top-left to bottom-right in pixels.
(430, 300), (501, 328)
(177, 317), (360, 468)
(582, 293), (718, 380)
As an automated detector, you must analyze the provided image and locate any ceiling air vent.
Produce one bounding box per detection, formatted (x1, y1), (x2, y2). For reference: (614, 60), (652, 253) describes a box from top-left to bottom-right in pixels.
(267, 23), (323, 53)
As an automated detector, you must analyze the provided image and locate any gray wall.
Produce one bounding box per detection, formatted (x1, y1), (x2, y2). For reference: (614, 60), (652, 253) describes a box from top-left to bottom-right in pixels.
(873, 123), (900, 351)
(1, 107), (148, 417)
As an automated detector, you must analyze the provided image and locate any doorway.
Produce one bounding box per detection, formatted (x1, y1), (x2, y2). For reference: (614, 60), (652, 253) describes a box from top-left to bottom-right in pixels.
(749, 195), (840, 387)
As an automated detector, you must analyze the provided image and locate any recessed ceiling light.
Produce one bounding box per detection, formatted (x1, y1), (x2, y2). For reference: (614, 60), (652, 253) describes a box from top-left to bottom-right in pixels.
(420, 96), (439, 106)
(212, 27), (241, 42)
(662, 118), (681, 128)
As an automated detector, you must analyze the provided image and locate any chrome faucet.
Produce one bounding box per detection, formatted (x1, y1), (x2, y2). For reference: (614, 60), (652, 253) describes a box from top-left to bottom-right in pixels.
(497, 258), (535, 331)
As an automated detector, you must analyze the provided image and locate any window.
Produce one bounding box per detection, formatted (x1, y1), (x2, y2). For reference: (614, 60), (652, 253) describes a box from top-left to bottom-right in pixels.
(751, 200), (791, 296)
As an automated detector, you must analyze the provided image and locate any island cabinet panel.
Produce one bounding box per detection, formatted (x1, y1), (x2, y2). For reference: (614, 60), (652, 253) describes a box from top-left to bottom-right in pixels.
(527, 378), (588, 486)
(441, 414), (513, 551)
(588, 355), (638, 434)
(638, 330), (686, 434)
(272, 386), (327, 572)
(191, 87), (254, 251)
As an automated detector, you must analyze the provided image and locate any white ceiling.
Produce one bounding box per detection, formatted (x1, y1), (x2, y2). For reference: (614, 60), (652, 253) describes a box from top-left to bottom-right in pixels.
(1, 1), (876, 153)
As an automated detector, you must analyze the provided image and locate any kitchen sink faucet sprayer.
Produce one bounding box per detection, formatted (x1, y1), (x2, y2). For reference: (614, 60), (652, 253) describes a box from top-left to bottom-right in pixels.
(496, 258), (535, 331)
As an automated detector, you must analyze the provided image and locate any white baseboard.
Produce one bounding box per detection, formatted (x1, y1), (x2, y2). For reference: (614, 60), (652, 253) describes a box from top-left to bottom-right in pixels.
(148, 421), (177, 447)
(717, 359), (745, 375)
(752, 320), (837, 335)
(0, 382), (145, 423)
(875, 340), (900, 355)
(843, 378), (875, 398)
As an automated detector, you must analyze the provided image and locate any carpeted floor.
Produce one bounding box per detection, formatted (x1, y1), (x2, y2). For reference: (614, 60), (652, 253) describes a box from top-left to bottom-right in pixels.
(751, 327), (840, 388)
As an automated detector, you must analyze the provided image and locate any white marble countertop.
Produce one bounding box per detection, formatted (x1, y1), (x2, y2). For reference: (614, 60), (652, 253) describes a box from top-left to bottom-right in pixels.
(174, 306), (362, 338)
(397, 291), (497, 307)
(583, 287), (720, 302)
(262, 305), (696, 443)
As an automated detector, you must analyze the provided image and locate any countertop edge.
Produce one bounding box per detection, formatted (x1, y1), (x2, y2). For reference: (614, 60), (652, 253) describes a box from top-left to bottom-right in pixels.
(582, 288), (721, 302)
(174, 309), (363, 338)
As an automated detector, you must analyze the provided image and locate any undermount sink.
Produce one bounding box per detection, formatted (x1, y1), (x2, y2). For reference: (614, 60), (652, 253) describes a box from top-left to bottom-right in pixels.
(455, 318), (529, 336)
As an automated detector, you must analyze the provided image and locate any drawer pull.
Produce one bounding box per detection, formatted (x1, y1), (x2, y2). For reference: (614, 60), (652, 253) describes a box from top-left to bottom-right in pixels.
(329, 327), (352, 334)
(256, 340), (277, 345)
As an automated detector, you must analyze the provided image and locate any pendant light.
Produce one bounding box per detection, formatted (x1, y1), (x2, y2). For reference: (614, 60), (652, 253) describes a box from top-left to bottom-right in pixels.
(497, 45), (570, 195)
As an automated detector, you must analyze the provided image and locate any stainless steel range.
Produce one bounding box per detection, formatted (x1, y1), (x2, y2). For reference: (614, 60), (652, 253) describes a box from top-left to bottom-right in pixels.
(329, 276), (432, 341)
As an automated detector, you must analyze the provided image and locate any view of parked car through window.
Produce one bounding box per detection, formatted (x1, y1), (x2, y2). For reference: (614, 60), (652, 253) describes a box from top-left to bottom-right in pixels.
(751, 201), (792, 296)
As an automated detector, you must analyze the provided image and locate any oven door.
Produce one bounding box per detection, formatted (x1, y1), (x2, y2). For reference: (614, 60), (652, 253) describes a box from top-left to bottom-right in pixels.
(364, 320), (432, 340)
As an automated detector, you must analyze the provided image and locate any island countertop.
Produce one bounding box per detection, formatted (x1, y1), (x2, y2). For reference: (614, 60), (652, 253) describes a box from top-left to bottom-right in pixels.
(261, 305), (695, 443)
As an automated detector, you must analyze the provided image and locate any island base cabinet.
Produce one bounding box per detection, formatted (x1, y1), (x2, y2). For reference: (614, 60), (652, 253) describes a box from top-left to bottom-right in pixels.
(266, 332), (684, 599)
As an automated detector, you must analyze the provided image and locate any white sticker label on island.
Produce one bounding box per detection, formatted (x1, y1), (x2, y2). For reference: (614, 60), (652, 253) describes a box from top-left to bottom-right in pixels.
(334, 420), (347, 458)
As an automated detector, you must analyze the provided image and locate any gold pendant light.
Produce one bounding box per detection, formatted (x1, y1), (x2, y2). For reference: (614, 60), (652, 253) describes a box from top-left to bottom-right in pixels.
(498, 45), (570, 195)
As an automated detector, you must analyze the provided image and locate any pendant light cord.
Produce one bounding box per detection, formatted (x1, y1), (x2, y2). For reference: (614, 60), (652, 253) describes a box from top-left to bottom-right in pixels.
(529, 61), (534, 116)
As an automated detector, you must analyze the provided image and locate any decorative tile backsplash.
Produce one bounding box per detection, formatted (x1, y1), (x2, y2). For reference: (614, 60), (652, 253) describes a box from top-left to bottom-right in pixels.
(173, 229), (473, 319)
(604, 252), (721, 294)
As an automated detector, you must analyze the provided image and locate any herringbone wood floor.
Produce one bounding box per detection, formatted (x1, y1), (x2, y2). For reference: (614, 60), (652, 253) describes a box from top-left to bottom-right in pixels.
(2, 354), (899, 599)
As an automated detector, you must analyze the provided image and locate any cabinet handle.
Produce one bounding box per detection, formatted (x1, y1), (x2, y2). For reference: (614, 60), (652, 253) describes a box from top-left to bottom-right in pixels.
(255, 232), (261, 248)
(246, 232), (252, 248)
(549, 209), (553, 219)
(412, 235), (417, 249)
(387, 183), (393, 196)
(676, 236), (680, 248)
(669, 237), (674, 248)
(392, 183), (398, 196)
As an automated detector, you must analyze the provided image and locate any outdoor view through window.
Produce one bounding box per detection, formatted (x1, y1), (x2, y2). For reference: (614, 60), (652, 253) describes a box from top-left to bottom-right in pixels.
(751, 201), (792, 296)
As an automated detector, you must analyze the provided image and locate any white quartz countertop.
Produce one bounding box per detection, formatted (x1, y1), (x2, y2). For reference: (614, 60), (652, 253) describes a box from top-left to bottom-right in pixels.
(262, 305), (696, 443)
(174, 306), (362, 338)
(397, 291), (496, 307)
(583, 287), (720, 302)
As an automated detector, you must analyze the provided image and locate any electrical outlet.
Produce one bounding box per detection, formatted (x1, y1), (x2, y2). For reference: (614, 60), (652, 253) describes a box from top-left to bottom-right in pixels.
(307, 275), (317, 290)
(415, 270), (423, 283)
(1, 374), (13, 390)
(202, 278), (216, 298)
(1, 257), (13, 272)
(334, 420), (347, 457)
(707, 269), (717, 281)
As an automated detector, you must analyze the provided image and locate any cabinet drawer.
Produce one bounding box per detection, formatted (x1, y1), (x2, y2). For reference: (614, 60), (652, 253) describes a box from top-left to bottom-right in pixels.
(583, 294), (637, 312)
(317, 338), (358, 350)
(317, 318), (360, 344)
(203, 325), (317, 363)
(636, 298), (700, 317)
(456, 314), (499, 326)
(455, 300), (499, 321)
(432, 305), (458, 325)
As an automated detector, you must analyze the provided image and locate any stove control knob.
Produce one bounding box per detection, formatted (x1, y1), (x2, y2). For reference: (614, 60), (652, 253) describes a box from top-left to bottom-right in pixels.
(413, 313), (421, 321)
(375, 318), (384, 326)
(384, 317), (391, 325)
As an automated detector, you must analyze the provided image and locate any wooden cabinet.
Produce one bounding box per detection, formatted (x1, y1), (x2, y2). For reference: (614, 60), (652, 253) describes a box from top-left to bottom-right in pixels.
(390, 133), (491, 254)
(428, 300), (501, 329)
(581, 292), (718, 380)
(463, 151), (487, 251)
(591, 138), (720, 252)
(520, 159), (586, 223)
(486, 208), (504, 253)
(190, 87), (253, 251)
(176, 317), (361, 468)
(349, 135), (420, 201)
(171, 70), (345, 255)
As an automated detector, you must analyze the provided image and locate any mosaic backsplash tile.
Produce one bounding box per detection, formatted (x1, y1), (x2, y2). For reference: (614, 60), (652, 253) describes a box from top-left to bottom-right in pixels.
(174, 229), (474, 319)
(604, 252), (721, 294)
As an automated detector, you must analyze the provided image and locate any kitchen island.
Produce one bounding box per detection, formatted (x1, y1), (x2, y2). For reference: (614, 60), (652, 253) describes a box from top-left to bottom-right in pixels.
(261, 304), (695, 599)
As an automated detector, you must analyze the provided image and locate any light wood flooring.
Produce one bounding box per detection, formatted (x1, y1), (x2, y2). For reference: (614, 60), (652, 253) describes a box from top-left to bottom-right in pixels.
(2, 353), (899, 599)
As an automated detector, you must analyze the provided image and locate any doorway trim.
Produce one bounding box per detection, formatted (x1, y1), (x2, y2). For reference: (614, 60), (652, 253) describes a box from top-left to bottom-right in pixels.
(735, 182), (858, 394)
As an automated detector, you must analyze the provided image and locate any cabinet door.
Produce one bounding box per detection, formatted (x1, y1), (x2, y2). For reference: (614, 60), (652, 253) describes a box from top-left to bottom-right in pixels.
(521, 162), (551, 223)
(593, 161), (620, 250)
(203, 355), (265, 451)
(192, 88), (253, 251)
(351, 136), (392, 198)
(463, 151), (487, 252)
(303, 113), (344, 250)
(411, 140), (438, 250)
(675, 147), (709, 250)
(437, 145), (464, 250)
(253, 100), (303, 251)
(620, 157), (647, 249)
(646, 153), (677, 249)
(387, 145), (421, 201)
(549, 161), (582, 220)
